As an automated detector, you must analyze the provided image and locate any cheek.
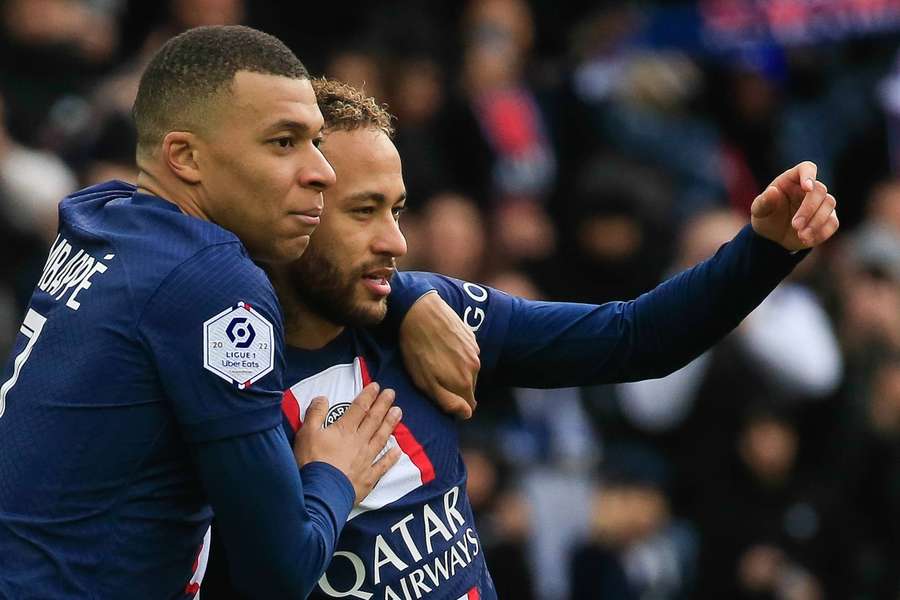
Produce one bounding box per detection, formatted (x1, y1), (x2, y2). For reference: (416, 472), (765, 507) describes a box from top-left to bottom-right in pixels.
(229, 152), (294, 197)
(209, 154), (273, 211)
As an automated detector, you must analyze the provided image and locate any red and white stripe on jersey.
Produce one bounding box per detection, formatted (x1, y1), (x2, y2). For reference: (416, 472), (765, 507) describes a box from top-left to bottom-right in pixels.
(184, 526), (211, 599)
(281, 356), (435, 520)
(456, 587), (480, 600)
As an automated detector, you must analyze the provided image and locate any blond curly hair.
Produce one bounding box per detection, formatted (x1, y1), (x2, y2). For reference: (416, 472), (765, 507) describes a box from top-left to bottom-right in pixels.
(312, 78), (395, 137)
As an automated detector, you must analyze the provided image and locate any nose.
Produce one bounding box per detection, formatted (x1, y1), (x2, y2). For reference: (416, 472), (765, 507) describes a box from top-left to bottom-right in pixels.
(373, 216), (408, 259)
(299, 146), (337, 191)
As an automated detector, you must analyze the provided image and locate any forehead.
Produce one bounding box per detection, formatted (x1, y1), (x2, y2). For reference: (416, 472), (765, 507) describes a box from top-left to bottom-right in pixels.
(225, 71), (321, 130)
(320, 128), (403, 199)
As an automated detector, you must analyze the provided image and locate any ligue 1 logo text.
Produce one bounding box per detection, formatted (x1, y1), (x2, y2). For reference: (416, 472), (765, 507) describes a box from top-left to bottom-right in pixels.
(203, 302), (274, 388)
(226, 317), (256, 349)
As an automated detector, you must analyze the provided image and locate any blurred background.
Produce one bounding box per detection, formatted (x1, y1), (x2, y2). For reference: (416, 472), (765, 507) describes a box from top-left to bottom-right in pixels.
(2, 0), (900, 598)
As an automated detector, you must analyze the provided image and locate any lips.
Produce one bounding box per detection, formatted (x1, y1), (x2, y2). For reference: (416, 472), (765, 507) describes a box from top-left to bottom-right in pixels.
(361, 266), (394, 297)
(291, 206), (323, 227)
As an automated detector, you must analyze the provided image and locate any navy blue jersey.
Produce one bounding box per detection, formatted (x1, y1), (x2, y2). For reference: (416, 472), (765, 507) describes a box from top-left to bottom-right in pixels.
(279, 225), (806, 600)
(0, 181), (365, 599)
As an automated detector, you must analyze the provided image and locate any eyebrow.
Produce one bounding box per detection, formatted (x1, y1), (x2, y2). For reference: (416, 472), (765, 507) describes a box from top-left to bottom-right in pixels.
(262, 119), (323, 136)
(345, 191), (407, 205)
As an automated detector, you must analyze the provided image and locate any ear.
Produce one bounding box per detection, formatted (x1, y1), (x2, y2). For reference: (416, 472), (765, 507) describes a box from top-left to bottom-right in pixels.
(162, 131), (202, 184)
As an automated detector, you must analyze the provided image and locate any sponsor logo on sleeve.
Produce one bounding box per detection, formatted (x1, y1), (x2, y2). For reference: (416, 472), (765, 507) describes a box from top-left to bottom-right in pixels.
(203, 301), (274, 389)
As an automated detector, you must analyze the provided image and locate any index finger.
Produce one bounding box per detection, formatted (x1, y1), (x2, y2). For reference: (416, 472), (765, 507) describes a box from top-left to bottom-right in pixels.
(338, 382), (380, 430)
(773, 161), (817, 195)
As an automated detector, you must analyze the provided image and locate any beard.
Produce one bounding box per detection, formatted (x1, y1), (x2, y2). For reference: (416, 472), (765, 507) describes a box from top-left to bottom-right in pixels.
(288, 242), (391, 328)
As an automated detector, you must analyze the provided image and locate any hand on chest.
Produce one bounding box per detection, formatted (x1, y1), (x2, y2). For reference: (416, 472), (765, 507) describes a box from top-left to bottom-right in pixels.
(284, 356), (436, 519)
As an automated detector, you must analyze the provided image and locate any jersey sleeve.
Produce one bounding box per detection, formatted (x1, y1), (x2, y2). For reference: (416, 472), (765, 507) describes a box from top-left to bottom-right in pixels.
(138, 245), (286, 443)
(395, 271), (516, 374)
(412, 225), (809, 388)
(191, 427), (354, 597)
(382, 271), (437, 329)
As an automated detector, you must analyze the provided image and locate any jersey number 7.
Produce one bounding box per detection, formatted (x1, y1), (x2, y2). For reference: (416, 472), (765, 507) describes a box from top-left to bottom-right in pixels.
(0, 308), (47, 419)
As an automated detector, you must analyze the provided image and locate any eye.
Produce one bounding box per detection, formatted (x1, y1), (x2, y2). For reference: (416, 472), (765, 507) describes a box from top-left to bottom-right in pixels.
(271, 137), (295, 149)
(392, 206), (406, 220)
(312, 135), (324, 148)
(354, 206), (375, 216)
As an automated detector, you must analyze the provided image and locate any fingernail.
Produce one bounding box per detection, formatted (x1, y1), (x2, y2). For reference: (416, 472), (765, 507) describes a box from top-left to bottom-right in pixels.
(389, 406), (402, 421)
(792, 217), (804, 228)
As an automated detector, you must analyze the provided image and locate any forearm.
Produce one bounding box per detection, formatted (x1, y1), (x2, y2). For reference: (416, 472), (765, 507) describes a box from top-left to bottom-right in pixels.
(615, 224), (808, 378)
(493, 225), (807, 386)
(191, 427), (354, 598)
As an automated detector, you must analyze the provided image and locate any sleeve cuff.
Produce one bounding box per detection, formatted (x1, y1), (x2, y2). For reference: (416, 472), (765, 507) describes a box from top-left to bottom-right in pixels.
(384, 271), (438, 328)
(745, 225), (811, 265)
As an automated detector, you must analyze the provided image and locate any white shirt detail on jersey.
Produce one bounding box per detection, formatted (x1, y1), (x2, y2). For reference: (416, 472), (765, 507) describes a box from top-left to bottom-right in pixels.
(190, 526), (212, 600)
(287, 358), (426, 520)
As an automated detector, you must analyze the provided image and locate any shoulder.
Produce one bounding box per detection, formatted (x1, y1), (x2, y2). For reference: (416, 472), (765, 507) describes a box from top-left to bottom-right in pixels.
(58, 181), (265, 308)
(59, 181), (238, 259)
(140, 244), (279, 332)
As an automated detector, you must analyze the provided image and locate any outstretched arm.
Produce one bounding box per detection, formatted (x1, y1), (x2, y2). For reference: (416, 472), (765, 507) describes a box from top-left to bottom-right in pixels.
(490, 224), (808, 387)
(409, 225), (805, 388)
(416, 163), (839, 389)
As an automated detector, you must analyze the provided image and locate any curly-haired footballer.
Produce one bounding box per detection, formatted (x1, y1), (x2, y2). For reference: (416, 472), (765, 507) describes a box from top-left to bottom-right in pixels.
(202, 79), (839, 600)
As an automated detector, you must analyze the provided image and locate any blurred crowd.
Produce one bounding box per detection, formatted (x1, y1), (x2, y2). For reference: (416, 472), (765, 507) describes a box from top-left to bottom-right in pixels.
(3, 0), (900, 598)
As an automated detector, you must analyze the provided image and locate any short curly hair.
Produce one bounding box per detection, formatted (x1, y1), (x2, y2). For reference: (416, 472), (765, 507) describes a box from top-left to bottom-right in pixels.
(312, 78), (395, 138)
(133, 25), (308, 156)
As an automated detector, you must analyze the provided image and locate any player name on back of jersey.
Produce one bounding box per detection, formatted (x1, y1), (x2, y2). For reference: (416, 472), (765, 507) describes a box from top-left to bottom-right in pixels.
(37, 235), (114, 310)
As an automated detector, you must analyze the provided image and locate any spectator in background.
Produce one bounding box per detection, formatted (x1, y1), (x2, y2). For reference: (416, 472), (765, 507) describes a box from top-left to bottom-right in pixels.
(463, 444), (536, 600)
(0, 91), (77, 345)
(325, 48), (385, 103)
(540, 155), (672, 303)
(0, 0), (119, 146)
(573, 34), (729, 221)
(441, 0), (557, 262)
(712, 49), (785, 209)
(869, 178), (900, 235)
(0, 93), (77, 243)
(388, 57), (451, 206)
(29, 0), (246, 192)
(570, 444), (697, 600)
(694, 408), (846, 599)
(139, 0), (245, 60)
(837, 356), (900, 597)
(416, 193), (487, 281)
(834, 180), (900, 391)
(880, 49), (900, 175)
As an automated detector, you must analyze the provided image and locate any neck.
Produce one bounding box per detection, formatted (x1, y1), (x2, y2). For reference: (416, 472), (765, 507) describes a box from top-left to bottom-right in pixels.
(284, 298), (345, 350)
(135, 165), (208, 221)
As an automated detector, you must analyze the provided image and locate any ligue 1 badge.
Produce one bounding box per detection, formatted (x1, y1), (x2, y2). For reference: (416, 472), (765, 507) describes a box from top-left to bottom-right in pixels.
(203, 301), (274, 389)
